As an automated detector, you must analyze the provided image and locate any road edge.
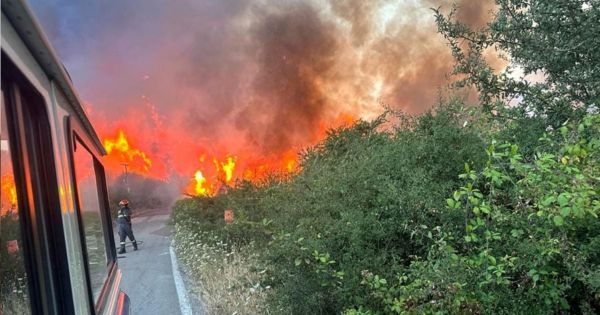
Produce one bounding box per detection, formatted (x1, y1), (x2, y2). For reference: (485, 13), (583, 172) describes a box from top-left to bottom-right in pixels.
(169, 244), (193, 315)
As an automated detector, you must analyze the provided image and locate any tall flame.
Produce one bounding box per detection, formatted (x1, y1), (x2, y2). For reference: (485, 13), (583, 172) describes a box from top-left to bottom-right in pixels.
(94, 104), (353, 197)
(281, 150), (298, 173)
(214, 156), (237, 183)
(193, 170), (211, 196)
(186, 150), (300, 196)
(103, 129), (153, 175)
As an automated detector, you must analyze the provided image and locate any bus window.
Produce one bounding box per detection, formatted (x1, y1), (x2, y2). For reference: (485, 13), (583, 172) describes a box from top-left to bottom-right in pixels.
(0, 90), (32, 313)
(72, 139), (109, 302)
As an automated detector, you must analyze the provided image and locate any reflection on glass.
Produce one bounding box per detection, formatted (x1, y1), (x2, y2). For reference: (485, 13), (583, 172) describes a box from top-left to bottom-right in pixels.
(1, 90), (32, 313)
(73, 140), (108, 302)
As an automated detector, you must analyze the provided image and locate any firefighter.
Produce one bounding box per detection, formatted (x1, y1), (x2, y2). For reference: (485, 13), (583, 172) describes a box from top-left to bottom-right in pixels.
(117, 199), (137, 254)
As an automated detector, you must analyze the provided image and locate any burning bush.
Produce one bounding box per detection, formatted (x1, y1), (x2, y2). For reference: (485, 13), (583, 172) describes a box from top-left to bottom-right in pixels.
(172, 106), (600, 315)
(172, 102), (488, 313)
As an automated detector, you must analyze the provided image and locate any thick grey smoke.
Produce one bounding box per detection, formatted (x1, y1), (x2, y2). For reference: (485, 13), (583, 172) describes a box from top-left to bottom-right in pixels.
(29, 0), (494, 160)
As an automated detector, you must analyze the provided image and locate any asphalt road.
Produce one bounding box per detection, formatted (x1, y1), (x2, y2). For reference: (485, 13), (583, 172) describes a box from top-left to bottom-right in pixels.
(115, 208), (204, 315)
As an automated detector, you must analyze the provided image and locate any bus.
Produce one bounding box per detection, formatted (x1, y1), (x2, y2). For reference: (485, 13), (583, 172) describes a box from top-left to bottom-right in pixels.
(1, 0), (130, 314)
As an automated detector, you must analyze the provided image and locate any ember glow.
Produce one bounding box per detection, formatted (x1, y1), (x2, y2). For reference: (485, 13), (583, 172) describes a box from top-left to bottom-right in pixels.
(1, 173), (18, 214)
(29, 0), (496, 196)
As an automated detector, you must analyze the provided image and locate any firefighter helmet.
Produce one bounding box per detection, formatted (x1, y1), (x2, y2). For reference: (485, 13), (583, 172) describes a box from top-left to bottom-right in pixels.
(119, 199), (129, 206)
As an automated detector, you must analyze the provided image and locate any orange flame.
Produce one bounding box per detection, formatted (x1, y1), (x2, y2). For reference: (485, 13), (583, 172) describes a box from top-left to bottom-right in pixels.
(103, 129), (153, 175)
(193, 170), (212, 196)
(93, 107), (354, 196)
(281, 150), (298, 173)
(243, 164), (269, 181)
(1, 173), (18, 214)
(214, 156), (237, 183)
(187, 150), (300, 196)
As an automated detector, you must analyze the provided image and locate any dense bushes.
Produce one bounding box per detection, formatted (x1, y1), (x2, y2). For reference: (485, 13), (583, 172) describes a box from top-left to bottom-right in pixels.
(172, 109), (599, 314)
(172, 103), (491, 313)
(345, 114), (600, 314)
(172, 1), (600, 313)
(258, 105), (488, 313)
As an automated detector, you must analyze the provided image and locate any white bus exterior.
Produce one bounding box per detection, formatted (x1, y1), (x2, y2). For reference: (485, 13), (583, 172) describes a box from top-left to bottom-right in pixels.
(1, 0), (129, 314)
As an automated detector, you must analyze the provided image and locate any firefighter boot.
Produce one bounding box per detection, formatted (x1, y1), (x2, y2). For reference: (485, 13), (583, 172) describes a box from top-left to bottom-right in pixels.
(133, 241), (138, 251)
(118, 244), (126, 254)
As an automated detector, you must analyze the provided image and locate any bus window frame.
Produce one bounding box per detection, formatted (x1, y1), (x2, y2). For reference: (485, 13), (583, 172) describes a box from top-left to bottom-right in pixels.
(66, 116), (118, 313)
(1, 58), (42, 315)
(1, 53), (75, 314)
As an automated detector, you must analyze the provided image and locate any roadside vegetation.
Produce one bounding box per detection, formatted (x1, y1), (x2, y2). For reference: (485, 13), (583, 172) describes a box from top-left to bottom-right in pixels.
(172, 1), (600, 314)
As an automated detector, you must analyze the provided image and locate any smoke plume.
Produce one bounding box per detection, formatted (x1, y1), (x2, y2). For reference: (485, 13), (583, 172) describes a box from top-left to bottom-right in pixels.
(29, 0), (495, 182)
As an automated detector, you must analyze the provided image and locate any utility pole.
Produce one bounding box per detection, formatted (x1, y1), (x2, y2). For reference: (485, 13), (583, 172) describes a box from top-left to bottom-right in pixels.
(121, 163), (130, 194)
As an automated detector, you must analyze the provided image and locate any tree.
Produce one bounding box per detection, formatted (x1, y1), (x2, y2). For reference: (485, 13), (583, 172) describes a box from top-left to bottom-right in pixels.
(435, 0), (599, 129)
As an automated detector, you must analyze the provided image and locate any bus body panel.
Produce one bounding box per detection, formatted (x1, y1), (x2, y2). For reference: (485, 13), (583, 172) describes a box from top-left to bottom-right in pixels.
(2, 13), (93, 314)
(1, 2), (126, 314)
(49, 84), (96, 314)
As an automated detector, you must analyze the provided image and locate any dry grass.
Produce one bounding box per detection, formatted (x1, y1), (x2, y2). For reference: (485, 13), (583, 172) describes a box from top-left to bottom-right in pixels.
(173, 227), (277, 315)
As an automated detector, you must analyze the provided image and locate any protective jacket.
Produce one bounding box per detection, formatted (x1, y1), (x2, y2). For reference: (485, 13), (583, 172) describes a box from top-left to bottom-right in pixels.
(117, 205), (136, 253)
(117, 206), (132, 225)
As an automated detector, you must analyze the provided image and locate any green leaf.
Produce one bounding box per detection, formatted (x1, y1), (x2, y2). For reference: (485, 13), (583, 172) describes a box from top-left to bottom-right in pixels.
(480, 205), (491, 214)
(510, 229), (523, 238)
(540, 196), (555, 207)
(553, 215), (564, 226)
(453, 191), (461, 201)
(557, 194), (569, 207)
(446, 198), (455, 208)
(294, 258), (302, 266)
(560, 126), (568, 137)
(469, 196), (479, 205)
(560, 207), (571, 217)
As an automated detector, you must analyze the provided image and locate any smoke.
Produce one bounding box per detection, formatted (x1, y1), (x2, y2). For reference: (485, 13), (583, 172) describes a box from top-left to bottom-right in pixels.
(108, 174), (180, 210)
(29, 0), (494, 179)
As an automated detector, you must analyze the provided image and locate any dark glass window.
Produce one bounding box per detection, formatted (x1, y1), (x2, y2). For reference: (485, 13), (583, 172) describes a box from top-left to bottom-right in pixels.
(0, 88), (32, 314)
(72, 140), (108, 302)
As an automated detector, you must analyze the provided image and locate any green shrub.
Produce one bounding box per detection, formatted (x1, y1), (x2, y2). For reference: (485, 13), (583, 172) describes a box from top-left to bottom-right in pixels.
(172, 103), (489, 314)
(171, 1), (600, 312)
(348, 114), (600, 314)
